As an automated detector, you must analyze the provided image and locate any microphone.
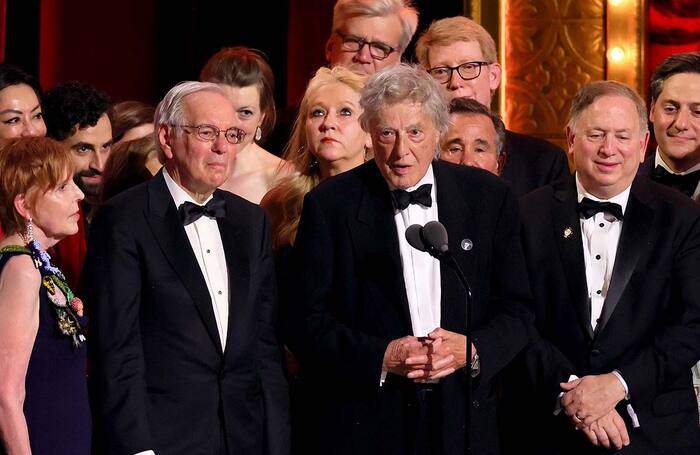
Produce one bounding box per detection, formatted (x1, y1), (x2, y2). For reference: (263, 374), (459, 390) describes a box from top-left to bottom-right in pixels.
(404, 220), (474, 454)
(405, 224), (426, 252)
(422, 221), (449, 256)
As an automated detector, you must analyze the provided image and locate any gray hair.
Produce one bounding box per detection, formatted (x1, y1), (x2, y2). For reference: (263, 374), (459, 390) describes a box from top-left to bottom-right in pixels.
(567, 81), (648, 134)
(360, 64), (450, 153)
(154, 81), (227, 130)
(448, 97), (506, 155)
(332, 0), (419, 53)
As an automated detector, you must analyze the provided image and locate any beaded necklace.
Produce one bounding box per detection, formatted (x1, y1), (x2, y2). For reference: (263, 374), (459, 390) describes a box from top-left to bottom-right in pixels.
(0, 240), (86, 348)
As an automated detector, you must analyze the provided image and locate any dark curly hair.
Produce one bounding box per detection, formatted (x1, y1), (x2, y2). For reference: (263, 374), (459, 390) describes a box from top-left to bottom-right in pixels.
(43, 81), (112, 141)
(0, 63), (43, 101)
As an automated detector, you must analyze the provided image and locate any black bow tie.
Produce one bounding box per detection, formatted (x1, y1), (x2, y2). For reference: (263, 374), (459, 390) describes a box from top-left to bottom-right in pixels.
(178, 198), (227, 225)
(391, 184), (432, 210)
(577, 197), (624, 220)
(651, 165), (700, 197)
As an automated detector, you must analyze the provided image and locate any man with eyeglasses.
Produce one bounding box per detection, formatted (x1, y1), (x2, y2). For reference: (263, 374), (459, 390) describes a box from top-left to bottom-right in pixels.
(325, 0), (419, 76)
(84, 81), (289, 455)
(416, 16), (570, 197)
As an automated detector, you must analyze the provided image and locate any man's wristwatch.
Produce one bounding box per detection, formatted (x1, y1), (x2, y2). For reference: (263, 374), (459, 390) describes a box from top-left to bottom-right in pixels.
(470, 353), (481, 378)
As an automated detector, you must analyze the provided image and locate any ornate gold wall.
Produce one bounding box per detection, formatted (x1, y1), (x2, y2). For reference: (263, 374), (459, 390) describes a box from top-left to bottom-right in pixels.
(502, 0), (606, 148)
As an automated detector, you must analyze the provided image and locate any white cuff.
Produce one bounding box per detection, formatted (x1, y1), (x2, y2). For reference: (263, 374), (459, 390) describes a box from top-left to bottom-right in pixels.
(611, 370), (631, 400)
(380, 370), (388, 387)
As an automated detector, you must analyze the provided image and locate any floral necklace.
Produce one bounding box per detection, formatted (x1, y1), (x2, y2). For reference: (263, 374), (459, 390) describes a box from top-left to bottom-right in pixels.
(0, 240), (86, 348)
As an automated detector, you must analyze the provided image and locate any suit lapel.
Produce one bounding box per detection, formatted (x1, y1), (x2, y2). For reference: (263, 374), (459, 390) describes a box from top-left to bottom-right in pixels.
(595, 180), (654, 335)
(217, 193), (251, 361)
(352, 163), (413, 333)
(552, 177), (594, 338)
(433, 161), (473, 334)
(146, 173), (224, 355)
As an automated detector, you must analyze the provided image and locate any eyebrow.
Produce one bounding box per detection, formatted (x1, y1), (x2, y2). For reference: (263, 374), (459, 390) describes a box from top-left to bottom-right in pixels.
(0, 104), (42, 116)
(103, 139), (114, 148)
(473, 138), (491, 147)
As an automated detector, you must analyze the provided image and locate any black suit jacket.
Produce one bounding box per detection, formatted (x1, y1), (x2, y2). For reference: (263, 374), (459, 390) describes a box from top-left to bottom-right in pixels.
(287, 160), (533, 455)
(83, 172), (289, 455)
(518, 175), (700, 454)
(501, 130), (570, 197)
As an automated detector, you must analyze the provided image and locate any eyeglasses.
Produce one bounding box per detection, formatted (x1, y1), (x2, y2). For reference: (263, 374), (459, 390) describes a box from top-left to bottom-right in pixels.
(335, 32), (396, 60)
(177, 124), (246, 145)
(427, 61), (489, 84)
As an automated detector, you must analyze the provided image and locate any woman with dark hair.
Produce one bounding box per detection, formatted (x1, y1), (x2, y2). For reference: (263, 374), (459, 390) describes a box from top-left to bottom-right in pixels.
(100, 135), (162, 202)
(0, 63), (46, 139)
(0, 137), (90, 454)
(111, 100), (155, 145)
(201, 46), (293, 203)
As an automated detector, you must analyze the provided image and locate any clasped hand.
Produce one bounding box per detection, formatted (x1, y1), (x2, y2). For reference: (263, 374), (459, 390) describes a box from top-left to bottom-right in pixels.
(559, 373), (630, 450)
(382, 328), (475, 381)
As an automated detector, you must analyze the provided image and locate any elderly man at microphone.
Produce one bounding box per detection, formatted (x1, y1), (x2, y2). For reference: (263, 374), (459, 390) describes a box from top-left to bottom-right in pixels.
(286, 64), (533, 455)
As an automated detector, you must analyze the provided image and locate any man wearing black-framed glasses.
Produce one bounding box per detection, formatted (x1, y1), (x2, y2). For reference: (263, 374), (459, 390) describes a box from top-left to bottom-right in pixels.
(325, 0), (418, 76)
(416, 16), (570, 198)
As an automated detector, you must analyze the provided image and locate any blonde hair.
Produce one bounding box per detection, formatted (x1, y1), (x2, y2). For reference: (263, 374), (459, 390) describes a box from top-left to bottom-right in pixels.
(415, 16), (498, 68)
(262, 66), (366, 250)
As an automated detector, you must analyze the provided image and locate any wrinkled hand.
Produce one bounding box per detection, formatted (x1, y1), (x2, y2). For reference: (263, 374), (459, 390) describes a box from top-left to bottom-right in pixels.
(415, 327), (476, 381)
(579, 409), (630, 450)
(560, 373), (626, 425)
(382, 336), (440, 377)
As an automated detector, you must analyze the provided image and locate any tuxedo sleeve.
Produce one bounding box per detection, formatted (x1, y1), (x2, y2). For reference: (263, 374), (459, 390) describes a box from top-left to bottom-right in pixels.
(84, 204), (153, 454)
(254, 212), (291, 455)
(617, 213), (700, 404)
(469, 186), (535, 383)
(288, 192), (389, 390)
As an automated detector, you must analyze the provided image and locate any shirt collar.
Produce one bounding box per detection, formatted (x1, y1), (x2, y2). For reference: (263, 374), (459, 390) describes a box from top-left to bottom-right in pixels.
(655, 147), (700, 175)
(163, 167), (214, 208)
(575, 173), (631, 215)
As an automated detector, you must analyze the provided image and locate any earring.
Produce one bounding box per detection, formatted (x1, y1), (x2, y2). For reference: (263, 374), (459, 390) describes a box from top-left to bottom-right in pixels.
(25, 216), (34, 242)
(255, 126), (262, 141)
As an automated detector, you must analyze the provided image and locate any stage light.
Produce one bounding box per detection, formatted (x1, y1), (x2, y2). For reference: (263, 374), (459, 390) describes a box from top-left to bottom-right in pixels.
(608, 46), (626, 63)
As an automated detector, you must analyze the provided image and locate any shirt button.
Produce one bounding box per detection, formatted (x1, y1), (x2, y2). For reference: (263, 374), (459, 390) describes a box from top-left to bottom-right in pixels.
(595, 254), (601, 260)
(206, 249), (211, 254)
(596, 290), (602, 295)
(599, 223), (605, 228)
(218, 291), (222, 295)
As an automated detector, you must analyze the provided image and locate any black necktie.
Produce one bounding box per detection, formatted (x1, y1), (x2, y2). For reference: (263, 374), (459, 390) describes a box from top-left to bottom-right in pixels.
(391, 184), (432, 210)
(577, 197), (624, 220)
(178, 198), (227, 225)
(651, 165), (700, 198)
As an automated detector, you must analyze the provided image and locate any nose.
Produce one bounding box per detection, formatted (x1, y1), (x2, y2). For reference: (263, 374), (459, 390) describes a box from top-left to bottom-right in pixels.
(20, 119), (38, 137)
(91, 150), (108, 173)
(73, 181), (85, 202)
(320, 113), (337, 131)
(393, 133), (410, 158)
(211, 132), (230, 155)
(599, 134), (615, 156)
(447, 69), (466, 92)
(353, 43), (373, 64)
(461, 153), (476, 167)
(673, 107), (690, 131)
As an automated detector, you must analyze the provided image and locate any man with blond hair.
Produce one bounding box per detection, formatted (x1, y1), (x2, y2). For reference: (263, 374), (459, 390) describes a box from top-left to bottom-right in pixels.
(416, 16), (569, 196)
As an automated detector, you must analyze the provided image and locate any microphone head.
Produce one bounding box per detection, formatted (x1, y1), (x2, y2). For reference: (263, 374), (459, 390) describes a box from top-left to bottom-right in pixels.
(423, 221), (449, 254)
(405, 224), (427, 252)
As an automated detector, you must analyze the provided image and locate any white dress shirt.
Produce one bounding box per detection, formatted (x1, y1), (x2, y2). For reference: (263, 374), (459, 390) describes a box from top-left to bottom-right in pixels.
(575, 175), (630, 331)
(393, 165), (441, 337)
(655, 148), (700, 201)
(163, 168), (230, 350)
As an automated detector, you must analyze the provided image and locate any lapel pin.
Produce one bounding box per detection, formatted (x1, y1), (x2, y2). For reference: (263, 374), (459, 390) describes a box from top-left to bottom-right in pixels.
(460, 238), (473, 251)
(563, 227), (573, 238)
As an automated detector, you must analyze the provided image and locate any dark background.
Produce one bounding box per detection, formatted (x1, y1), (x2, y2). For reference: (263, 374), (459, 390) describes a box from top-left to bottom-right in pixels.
(3, 0), (465, 108)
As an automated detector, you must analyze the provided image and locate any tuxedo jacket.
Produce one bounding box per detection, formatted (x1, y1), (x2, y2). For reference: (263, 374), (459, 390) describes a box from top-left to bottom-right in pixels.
(287, 160), (533, 455)
(501, 130), (570, 197)
(518, 175), (700, 454)
(83, 172), (289, 455)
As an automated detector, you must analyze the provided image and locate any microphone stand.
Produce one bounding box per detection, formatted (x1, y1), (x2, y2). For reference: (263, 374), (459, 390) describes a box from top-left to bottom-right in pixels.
(446, 253), (473, 455)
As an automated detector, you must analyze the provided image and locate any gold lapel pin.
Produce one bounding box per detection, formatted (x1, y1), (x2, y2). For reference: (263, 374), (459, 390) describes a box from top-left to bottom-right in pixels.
(563, 227), (573, 238)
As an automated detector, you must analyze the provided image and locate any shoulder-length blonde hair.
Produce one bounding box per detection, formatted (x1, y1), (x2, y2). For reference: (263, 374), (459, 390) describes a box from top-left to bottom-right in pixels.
(263, 66), (366, 250)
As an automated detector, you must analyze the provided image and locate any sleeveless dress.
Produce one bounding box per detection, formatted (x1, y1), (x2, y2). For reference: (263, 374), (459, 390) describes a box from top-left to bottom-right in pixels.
(0, 250), (91, 454)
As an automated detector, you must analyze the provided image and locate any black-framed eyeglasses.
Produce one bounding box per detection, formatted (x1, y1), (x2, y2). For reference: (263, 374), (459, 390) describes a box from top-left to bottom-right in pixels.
(335, 31), (397, 60)
(427, 61), (489, 84)
(176, 124), (246, 145)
